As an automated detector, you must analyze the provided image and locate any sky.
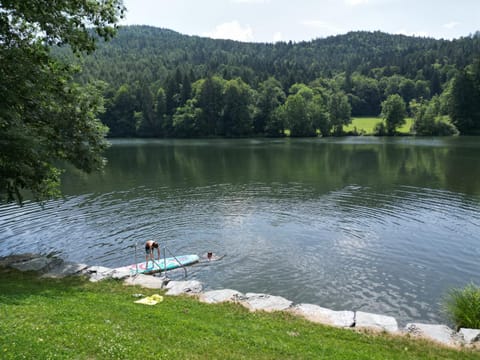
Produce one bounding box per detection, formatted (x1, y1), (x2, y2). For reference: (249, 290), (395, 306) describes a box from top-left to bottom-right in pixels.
(121, 0), (480, 43)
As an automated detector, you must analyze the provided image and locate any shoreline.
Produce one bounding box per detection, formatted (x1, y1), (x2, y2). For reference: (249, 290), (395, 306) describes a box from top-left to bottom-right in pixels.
(2, 252), (479, 349)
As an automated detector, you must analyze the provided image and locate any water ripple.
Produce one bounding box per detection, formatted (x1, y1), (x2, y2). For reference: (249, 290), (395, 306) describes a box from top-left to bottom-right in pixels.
(1, 182), (479, 326)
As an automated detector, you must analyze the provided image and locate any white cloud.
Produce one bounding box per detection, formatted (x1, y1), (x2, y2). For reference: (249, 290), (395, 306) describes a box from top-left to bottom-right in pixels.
(203, 21), (254, 42)
(273, 31), (283, 42)
(345, 0), (370, 6)
(231, 0), (271, 3)
(302, 20), (327, 28)
(345, 0), (400, 6)
(443, 21), (459, 29)
(301, 20), (344, 34)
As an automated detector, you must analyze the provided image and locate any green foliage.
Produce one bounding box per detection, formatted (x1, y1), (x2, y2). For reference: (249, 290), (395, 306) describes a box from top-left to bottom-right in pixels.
(447, 60), (480, 135)
(328, 92), (352, 136)
(410, 97), (458, 136)
(196, 76), (226, 135)
(0, 0), (124, 53)
(1, 269), (478, 360)
(102, 84), (137, 136)
(373, 121), (388, 136)
(74, 26), (480, 94)
(381, 94), (407, 135)
(255, 77), (286, 135)
(265, 107), (287, 137)
(347, 74), (382, 116)
(223, 78), (254, 136)
(0, 0), (124, 204)
(172, 100), (203, 137)
(309, 95), (330, 137)
(443, 283), (480, 330)
(282, 92), (316, 137)
(60, 26), (480, 139)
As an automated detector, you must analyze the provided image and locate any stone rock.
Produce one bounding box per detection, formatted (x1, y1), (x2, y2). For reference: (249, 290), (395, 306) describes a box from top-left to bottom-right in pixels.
(42, 262), (89, 278)
(0, 253), (40, 268)
(165, 280), (203, 296)
(199, 289), (243, 304)
(9, 255), (63, 273)
(355, 311), (398, 333)
(82, 266), (114, 282)
(405, 323), (459, 346)
(110, 268), (132, 280)
(240, 293), (293, 313)
(459, 328), (480, 345)
(124, 274), (169, 289)
(290, 304), (355, 327)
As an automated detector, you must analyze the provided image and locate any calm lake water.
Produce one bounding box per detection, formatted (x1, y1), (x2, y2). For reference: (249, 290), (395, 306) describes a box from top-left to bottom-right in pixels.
(1, 137), (479, 326)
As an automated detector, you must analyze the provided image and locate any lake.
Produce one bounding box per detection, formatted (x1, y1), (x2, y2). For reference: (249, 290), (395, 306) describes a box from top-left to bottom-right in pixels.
(1, 137), (479, 326)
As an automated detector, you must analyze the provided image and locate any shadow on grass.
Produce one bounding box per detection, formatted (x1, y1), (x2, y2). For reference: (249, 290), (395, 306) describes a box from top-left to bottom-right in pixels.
(0, 268), (88, 305)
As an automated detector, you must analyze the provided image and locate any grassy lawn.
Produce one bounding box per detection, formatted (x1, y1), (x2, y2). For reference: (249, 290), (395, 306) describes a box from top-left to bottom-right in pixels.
(1, 269), (478, 359)
(345, 117), (414, 135)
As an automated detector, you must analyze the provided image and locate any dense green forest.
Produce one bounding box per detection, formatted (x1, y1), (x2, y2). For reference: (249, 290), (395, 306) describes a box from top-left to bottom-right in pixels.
(66, 25), (480, 138)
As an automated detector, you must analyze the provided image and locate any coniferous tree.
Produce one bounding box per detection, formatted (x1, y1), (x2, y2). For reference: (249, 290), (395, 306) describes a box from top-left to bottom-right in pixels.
(197, 76), (225, 135)
(102, 84), (137, 137)
(154, 87), (167, 137)
(448, 61), (480, 134)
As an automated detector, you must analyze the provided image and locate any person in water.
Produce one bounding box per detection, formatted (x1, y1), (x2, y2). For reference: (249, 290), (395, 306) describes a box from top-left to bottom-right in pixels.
(145, 240), (160, 268)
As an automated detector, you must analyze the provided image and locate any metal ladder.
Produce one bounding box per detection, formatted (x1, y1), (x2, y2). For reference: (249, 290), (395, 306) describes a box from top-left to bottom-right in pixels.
(133, 242), (188, 278)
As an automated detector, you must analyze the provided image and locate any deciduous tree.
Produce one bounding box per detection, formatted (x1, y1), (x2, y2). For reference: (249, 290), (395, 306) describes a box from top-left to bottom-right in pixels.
(0, 0), (125, 203)
(380, 94), (407, 135)
(328, 92), (352, 136)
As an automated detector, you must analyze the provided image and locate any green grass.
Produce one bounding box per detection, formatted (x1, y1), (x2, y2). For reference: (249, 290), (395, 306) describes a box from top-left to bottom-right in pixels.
(444, 283), (480, 331)
(0, 268), (478, 359)
(344, 117), (414, 135)
(344, 117), (381, 134)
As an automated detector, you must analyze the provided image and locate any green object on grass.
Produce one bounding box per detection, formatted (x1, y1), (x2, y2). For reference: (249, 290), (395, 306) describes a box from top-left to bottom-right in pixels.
(443, 283), (480, 330)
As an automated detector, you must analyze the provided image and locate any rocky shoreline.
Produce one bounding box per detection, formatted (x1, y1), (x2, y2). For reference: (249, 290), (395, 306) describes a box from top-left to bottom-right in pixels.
(2, 253), (479, 349)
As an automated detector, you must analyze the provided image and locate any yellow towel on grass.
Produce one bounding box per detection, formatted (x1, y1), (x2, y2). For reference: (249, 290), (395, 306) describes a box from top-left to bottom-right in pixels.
(134, 294), (164, 305)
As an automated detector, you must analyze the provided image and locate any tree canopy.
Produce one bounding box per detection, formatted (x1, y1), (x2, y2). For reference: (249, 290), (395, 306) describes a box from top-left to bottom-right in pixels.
(381, 94), (407, 135)
(447, 60), (480, 134)
(0, 0), (125, 204)
(60, 26), (480, 139)
(3, 19), (480, 203)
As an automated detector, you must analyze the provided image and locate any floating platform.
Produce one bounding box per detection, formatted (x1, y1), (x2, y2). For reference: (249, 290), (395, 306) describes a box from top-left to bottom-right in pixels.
(116, 254), (200, 275)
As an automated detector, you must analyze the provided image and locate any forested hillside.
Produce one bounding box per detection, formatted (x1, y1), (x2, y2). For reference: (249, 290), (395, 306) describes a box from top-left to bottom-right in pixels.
(68, 25), (480, 137)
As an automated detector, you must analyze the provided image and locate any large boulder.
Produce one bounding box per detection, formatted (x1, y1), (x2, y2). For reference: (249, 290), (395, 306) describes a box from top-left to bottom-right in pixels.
(199, 289), (243, 304)
(110, 268), (133, 280)
(9, 255), (63, 273)
(124, 274), (169, 289)
(165, 280), (203, 296)
(42, 262), (89, 278)
(81, 266), (114, 282)
(459, 328), (480, 345)
(240, 293), (293, 313)
(355, 311), (398, 333)
(0, 253), (40, 268)
(405, 323), (460, 347)
(290, 304), (355, 328)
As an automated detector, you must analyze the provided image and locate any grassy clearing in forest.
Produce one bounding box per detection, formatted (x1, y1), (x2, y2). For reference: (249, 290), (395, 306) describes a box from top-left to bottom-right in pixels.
(344, 117), (414, 135)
